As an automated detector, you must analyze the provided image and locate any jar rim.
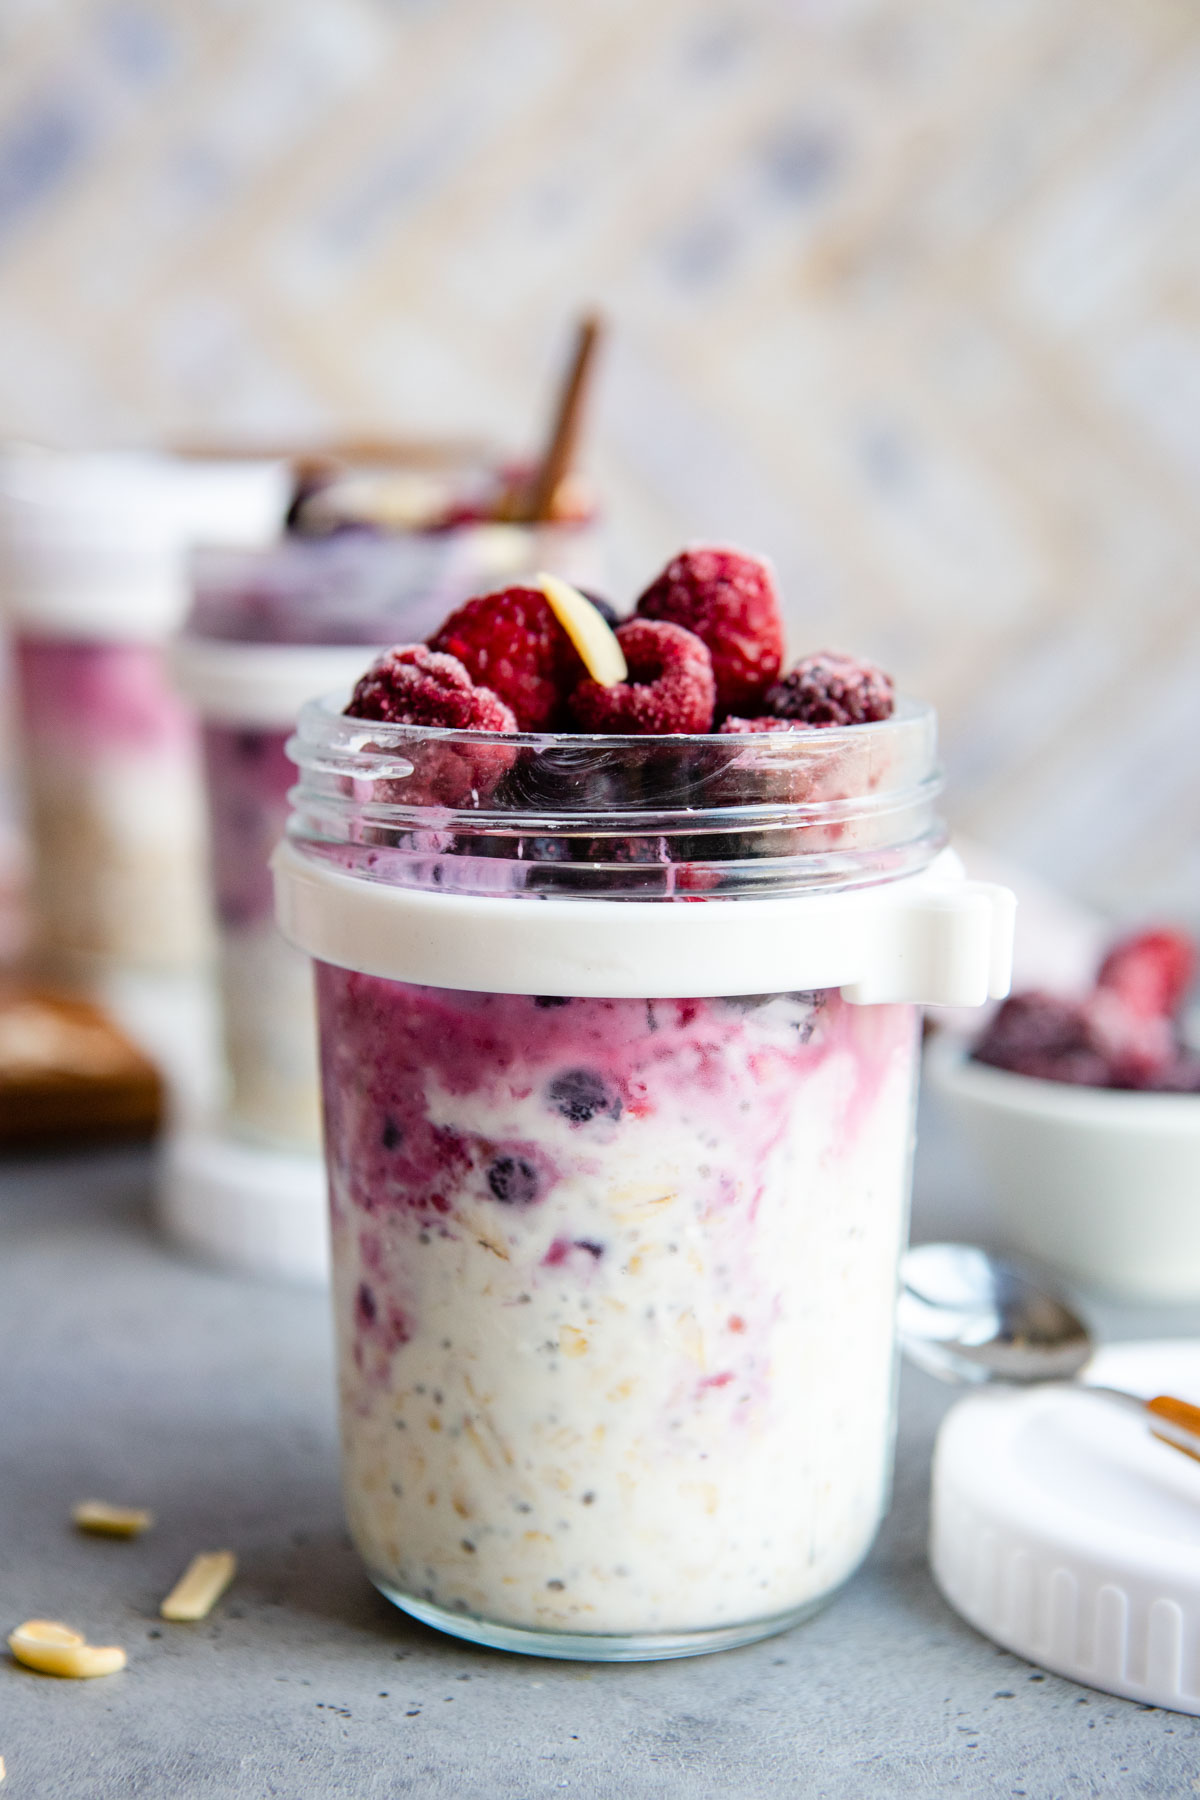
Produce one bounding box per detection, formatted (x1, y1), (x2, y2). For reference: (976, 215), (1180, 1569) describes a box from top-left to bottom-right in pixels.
(293, 688), (934, 754)
(284, 691), (946, 904)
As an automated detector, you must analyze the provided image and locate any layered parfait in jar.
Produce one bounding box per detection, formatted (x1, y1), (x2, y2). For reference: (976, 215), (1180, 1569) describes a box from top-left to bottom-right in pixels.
(276, 548), (1013, 1657)
(0, 448), (287, 971)
(178, 455), (600, 1154)
(15, 636), (208, 968)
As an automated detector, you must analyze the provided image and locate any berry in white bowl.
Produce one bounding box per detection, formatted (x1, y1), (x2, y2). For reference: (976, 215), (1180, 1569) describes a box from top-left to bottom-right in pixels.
(930, 927), (1200, 1301)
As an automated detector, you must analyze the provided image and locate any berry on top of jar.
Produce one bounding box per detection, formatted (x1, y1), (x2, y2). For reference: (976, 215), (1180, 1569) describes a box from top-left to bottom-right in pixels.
(344, 548), (895, 740)
(971, 927), (1199, 1094)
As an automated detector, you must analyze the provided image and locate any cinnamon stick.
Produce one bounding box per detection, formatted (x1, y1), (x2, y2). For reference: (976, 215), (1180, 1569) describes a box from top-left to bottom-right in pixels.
(521, 313), (604, 524)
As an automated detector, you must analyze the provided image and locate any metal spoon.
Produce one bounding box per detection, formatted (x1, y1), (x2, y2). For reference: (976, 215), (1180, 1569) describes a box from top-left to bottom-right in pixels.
(898, 1242), (1200, 1461)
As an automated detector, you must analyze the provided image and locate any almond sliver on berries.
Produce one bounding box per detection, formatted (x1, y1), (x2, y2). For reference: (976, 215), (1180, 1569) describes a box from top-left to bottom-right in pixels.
(537, 573), (627, 688)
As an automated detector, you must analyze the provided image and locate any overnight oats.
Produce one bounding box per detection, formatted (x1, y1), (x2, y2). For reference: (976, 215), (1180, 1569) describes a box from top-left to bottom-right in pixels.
(0, 446), (287, 971)
(276, 548), (1014, 1657)
(200, 718), (327, 1147)
(178, 509), (600, 1151)
(15, 637), (209, 966)
(176, 540), (392, 1148)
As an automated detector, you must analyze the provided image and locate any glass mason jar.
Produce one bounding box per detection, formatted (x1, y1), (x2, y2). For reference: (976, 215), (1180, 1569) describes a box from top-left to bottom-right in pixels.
(175, 638), (375, 1152)
(177, 524), (603, 1151)
(0, 447), (287, 974)
(14, 634), (210, 969)
(275, 702), (1013, 1660)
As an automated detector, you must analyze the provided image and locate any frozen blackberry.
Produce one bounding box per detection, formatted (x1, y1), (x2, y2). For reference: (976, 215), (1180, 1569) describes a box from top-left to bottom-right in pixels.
(487, 1155), (541, 1205)
(766, 651), (894, 727)
(971, 993), (1110, 1087)
(1147, 1052), (1200, 1094)
(546, 1069), (622, 1124)
(581, 592), (622, 627)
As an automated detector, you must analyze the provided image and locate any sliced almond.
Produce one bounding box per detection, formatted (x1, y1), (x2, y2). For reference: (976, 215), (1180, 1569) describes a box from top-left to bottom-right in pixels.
(160, 1550), (236, 1622)
(8, 1622), (125, 1679)
(72, 1500), (154, 1538)
(537, 572), (627, 688)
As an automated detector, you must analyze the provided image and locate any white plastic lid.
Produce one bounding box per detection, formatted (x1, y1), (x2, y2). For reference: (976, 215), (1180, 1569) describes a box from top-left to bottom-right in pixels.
(0, 446), (289, 640)
(931, 1340), (1200, 1714)
(170, 638), (379, 727)
(273, 839), (1015, 1006)
(158, 1124), (329, 1286)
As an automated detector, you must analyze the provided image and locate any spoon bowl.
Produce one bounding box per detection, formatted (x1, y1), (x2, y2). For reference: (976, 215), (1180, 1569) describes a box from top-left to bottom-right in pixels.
(898, 1242), (1093, 1386)
(899, 1242), (1200, 1466)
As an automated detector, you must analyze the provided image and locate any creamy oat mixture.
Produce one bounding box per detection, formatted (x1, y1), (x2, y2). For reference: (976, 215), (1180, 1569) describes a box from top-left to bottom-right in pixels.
(18, 638), (209, 967)
(317, 972), (917, 1638)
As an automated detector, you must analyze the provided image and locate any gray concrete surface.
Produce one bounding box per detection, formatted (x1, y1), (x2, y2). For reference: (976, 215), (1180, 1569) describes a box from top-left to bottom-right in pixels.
(3, 1125), (1200, 1799)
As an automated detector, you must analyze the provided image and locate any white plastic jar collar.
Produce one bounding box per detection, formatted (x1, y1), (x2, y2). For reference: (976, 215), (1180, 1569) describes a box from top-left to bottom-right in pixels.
(171, 639), (380, 728)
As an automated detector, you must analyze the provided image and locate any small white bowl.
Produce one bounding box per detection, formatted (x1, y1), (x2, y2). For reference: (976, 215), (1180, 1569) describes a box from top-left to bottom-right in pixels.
(926, 1031), (1200, 1301)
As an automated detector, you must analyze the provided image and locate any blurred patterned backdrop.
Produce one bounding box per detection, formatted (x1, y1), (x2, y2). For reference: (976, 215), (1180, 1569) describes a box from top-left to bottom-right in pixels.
(0, 0), (1198, 921)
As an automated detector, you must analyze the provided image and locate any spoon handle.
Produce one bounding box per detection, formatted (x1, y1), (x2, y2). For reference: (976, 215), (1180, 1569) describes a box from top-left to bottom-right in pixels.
(1145, 1393), (1200, 1464)
(1082, 1386), (1200, 1463)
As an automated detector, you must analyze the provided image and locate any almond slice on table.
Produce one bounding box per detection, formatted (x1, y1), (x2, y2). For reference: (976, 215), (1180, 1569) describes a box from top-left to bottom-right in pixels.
(10, 1619), (84, 1647)
(72, 1500), (154, 1538)
(8, 1620), (126, 1678)
(160, 1550), (237, 1622)
(537, 573), (627, 688)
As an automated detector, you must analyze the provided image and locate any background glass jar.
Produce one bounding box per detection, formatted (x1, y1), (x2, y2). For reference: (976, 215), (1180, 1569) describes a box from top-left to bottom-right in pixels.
(14, 634), (209, 970)
(178, 522), (604, 1151)
(276, 702), (1013, 1659)
(0, 447), (287, 973)
(174, 639), (375, 1150)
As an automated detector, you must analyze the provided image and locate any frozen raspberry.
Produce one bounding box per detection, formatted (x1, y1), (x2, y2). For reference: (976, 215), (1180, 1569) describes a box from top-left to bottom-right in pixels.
(429, 586), (585, 731)
(569, 619), (715, 735)
(766, 651), (894, 727)
(635, 547), (784, 716)
(718, 715), (814, 735)
(1096, 928), (1196, 1021)
(345, 646), (516, 808)
(971, 993), (1111, 1087)
(346, 644), (516, 732)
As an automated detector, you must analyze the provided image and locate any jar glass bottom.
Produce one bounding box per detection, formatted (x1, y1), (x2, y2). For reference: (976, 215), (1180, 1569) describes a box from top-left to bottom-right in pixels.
(370, 1575), (837, 1663)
